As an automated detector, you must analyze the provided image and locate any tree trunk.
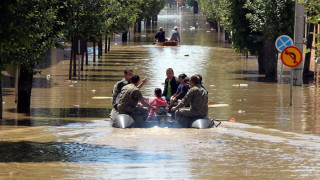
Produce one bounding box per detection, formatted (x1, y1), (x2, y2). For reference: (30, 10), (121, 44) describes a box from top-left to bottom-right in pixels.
(85, 48), (88, 65)
(0, 78), (2, 119)
(73, 51), (76, 76)
(105, 35), (108, 54)
(93, 41), (96, 62)
(137, 21), (142, 32)
(69, 48), (73, 79)
(193, 1), (198, 14)
(122, 32), (128, 42)
(303, 23), (314, 79)
(99, 40), (103, 57)
(81, 53), (84, 70)
(108, 37), (111, 51)
(97, 41), (101, 58)
(146, 18), (151, 27)
(258, 51), (265, 74)
(17, 65), (34, 113)
(263, 38), (278, 82)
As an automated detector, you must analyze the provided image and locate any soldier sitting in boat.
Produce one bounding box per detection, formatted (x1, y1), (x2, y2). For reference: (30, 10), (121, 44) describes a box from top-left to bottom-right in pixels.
(172, 75), (208, 122)
(116, 75), (156, 120)
(112, 68), (147, 108)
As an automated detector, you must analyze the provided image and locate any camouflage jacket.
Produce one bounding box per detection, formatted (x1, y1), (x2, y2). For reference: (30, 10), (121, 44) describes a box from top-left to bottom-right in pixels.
(117, 84), (143, 110)
(176, 85), (208, 115)
(112, 78), (128, 105)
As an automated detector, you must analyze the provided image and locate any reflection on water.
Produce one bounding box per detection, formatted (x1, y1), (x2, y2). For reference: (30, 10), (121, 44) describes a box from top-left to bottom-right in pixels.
(0, 141), (173, 163)
(1, 7), (320, 179)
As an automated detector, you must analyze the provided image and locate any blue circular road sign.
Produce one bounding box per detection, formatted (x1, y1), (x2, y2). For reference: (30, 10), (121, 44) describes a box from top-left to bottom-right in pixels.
(275, 35), (293, 52)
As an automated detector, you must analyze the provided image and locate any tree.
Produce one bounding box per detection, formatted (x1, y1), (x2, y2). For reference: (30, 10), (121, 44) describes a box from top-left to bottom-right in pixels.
(197, 0), (295, 82)
(300, 0), (320, 80)
(244, 0), (295, 81)
(0, 0), (65, 114)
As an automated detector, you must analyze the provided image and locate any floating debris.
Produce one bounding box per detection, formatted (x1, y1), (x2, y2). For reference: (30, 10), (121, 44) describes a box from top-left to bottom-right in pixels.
(232, 84), (248, 87)
(92, 96), (112, 100)
(237, 110), (246, 113)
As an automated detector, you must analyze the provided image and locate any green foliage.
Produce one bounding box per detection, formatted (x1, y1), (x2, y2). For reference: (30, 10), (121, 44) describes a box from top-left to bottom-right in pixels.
(197, 0), (229, 25)
(185, 0), (196, 6)
(300, 0), (320, 57)
(197, 0), (294, 55)
(0, 0), (65, 72)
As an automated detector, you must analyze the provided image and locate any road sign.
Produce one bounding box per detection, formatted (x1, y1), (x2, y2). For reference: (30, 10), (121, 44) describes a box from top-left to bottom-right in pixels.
(280, 46), (302, 68)
(275, 35), (293, 52)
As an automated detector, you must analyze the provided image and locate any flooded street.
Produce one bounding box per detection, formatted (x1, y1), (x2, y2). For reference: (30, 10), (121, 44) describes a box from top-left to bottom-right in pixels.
(1, 7), (320, 179)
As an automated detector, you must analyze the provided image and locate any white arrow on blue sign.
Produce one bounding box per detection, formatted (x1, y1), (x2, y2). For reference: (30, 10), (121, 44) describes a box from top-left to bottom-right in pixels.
(275, 35), (293, 52)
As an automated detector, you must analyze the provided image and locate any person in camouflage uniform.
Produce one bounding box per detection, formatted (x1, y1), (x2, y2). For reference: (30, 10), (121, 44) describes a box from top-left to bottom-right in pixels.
(117, 75), (155, 120)
(172, 75), (208, 118)
(112, 68), (147, 106)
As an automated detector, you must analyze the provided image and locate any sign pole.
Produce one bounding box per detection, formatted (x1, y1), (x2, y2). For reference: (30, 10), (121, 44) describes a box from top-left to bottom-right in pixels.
(78, 39), (81, 80)
(290, 69), (293, 106)
(280, 46), (302, 106)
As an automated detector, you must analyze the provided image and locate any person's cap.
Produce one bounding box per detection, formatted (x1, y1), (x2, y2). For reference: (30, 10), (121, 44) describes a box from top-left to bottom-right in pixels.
(174, 26), (179, 30)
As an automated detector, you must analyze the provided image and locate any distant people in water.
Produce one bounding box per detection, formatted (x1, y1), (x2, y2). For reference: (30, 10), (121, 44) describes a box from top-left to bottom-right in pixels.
(170, 26), (180, 42)
(154, 27), (166, 42)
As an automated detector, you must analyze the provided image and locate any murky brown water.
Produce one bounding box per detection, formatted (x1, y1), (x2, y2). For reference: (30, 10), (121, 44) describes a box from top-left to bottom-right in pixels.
(1, 7), (320, 179)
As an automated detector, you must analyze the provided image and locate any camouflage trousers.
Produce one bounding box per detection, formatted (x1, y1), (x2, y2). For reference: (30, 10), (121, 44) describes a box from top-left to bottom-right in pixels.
(117, 105), (148, 120)
(175, 109), (207, 118)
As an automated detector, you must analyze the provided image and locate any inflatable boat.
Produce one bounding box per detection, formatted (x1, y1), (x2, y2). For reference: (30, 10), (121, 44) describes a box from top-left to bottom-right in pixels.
(110, 108), (221, 129)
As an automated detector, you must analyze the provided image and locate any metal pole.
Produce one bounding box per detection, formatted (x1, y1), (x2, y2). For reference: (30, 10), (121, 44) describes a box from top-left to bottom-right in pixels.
(293, 0), (305, 86)
(280, 63), (284, 84)
(78, 39), (81, 80)
(290, 69), (293, 106)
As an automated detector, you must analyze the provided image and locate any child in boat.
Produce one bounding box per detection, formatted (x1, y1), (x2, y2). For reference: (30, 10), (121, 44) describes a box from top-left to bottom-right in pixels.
(170, 77), (190, 106)
(147, 88), (168, 121)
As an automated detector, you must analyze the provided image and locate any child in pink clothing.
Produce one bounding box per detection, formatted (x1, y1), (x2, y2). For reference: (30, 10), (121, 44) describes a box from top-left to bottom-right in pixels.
(148, 88), (168, 120)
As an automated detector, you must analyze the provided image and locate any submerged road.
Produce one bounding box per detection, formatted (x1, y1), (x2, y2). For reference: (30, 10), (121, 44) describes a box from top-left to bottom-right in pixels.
(1, 7), (320, 179)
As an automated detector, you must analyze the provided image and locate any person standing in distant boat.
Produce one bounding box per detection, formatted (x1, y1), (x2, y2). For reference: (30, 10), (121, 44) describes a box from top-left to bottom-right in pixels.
(154, 27), (166, 42)
(170, 26), (180, 42)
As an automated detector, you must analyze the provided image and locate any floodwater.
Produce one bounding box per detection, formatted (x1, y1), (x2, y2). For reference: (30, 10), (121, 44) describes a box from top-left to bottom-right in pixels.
(1, 7), (320, 180)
